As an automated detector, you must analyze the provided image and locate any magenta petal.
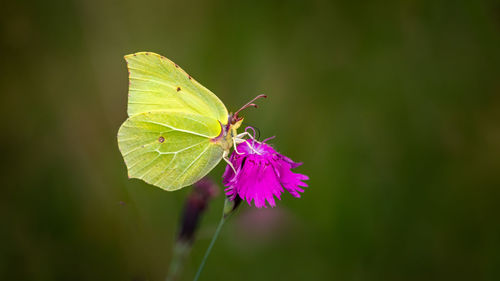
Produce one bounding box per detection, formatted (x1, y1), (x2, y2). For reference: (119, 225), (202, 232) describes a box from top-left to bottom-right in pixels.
(222, 165), (234, 185)
(222, 139), (308, 208)
(280, 154), (302, 169)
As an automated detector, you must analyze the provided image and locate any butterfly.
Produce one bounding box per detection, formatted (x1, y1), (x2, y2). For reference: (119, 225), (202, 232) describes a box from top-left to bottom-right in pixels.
(117, 52), (265, 191)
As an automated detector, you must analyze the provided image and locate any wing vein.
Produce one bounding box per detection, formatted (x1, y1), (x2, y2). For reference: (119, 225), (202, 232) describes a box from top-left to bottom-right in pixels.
(140, 120), (212, 138)
(127, 66), (170, 78)
(155, 140), (206, 155)
(171, 144), (210, 186)
(152, 154), (178, 186)
(130, 77), (174, 88)
(122, 142), (157, 157)
(134, 154), (161, 177)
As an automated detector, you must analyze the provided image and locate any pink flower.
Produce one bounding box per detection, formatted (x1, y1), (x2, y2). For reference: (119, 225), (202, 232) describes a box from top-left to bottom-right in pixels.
(222, 139), (309, 208)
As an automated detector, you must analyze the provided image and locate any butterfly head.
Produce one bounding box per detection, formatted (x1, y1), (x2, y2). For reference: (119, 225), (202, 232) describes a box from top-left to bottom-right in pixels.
(216, 118), (243, 152)
(213, 95), (266, 152)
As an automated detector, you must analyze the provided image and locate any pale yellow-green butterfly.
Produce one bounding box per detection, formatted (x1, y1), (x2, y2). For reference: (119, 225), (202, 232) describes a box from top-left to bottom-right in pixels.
(117, 52), (265, 191)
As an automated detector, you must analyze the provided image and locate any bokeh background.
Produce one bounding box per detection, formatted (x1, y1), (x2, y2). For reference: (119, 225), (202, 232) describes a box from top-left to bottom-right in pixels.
(2, 0), (500, 280)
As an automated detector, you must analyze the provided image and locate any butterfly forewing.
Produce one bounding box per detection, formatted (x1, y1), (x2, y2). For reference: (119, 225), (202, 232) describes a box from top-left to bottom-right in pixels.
(125, 52), (228, 124)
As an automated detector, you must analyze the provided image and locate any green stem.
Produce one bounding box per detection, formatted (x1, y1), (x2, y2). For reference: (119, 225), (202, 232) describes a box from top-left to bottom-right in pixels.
(193, 215), (226, 281)
(165, 241), (190, 281)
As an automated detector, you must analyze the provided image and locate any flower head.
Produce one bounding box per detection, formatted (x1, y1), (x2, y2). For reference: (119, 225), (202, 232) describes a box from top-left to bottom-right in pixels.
(222, 138), (309, 208)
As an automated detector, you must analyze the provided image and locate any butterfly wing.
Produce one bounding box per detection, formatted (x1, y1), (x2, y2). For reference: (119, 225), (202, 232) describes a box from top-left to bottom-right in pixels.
(118, 52), (230, 190)
(118, 111), (224, 191)
(125, 52), (228, 124)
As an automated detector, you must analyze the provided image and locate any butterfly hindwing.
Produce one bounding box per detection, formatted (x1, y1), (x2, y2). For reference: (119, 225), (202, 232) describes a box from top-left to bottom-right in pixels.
(117, 111), (224, 191)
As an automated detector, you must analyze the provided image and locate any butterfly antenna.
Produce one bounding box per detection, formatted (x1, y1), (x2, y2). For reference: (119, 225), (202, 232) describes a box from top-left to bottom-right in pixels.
(232, 94), (267, 124)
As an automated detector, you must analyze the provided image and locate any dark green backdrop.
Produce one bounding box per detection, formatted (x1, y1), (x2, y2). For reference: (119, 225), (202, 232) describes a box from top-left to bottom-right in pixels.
(2, 0), (500, 280)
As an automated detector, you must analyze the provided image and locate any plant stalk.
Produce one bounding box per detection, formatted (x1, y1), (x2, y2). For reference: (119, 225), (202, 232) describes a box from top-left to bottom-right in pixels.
(192, 215), (226, 281)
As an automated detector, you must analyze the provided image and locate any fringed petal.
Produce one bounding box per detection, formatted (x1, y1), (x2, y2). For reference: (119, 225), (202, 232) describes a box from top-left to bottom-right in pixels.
(223, 139), (308, 208)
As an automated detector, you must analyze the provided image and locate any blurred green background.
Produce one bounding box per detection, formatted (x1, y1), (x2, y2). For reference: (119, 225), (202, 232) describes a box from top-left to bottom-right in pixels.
(2, 0), (500, 280)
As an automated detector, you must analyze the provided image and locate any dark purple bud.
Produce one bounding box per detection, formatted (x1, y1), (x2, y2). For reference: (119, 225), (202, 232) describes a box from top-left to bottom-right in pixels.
(177, 178), (219, 243)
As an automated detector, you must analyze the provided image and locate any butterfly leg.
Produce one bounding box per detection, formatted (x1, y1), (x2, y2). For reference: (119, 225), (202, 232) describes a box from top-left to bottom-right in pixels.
(235, 131), (255, 140)
(235, 131), (262, 154)
(233, 136), (262, 155)
(223, 149), (237, 174)
(245, 141), (262, 155)
(232, 127), (262, 155)
(232, 137), (247, 155)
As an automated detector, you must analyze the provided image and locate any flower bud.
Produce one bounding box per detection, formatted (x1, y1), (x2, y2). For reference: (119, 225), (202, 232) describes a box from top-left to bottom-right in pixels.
(177, 178), (219, 243)
(223, 196), (242, 218)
